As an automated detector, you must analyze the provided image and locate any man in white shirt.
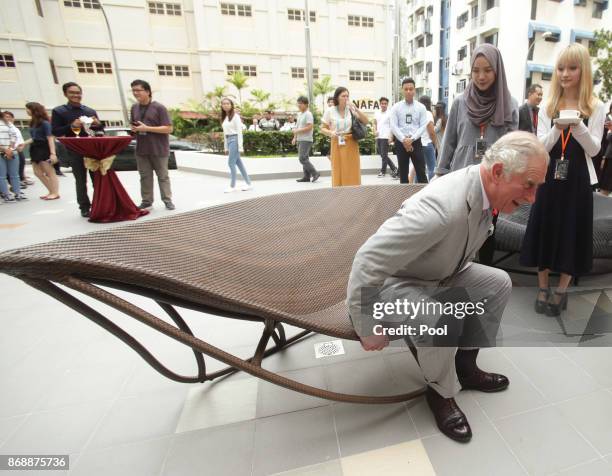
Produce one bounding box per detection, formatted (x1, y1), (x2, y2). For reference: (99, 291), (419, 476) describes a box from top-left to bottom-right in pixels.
(373, 97), (398, 178)
(248, 115), (261, 132)
(390, 78), (429, 184)
(280, 117), (296, 132)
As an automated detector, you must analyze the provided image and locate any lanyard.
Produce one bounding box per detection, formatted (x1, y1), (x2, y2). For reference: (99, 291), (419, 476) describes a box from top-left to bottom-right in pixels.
(560, 129), (571, 160)
(479, 123), (487, 140)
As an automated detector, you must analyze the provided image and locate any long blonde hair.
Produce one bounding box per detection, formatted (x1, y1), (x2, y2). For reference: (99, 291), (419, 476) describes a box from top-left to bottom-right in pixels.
(546, 43), (597, 118)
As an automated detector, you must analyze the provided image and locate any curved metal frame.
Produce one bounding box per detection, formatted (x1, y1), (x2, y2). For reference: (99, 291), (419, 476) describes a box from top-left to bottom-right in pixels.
(22, 276), (426, 404)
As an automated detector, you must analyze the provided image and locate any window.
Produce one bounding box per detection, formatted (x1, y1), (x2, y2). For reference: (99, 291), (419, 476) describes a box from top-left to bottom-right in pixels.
(484, 32), (498, 46)
(13, 120), (30, 129)
(593, 1), (605, 18)
(541, 72), (552, 81)
(174, 65), (189, 76)
(415, 63), (424, 75)
(291, 67), (305, 78)
(149, 2), (182, 15)
(348, 15), (374, 27)
(444, 57), (450, 69)
(313, 68), (319, 79)
(445, 28), (450, 40)
(426, 33), (433, 46)
(471, 4), (479, 19)
(49, 59), (58, 84)
(457, 46), (467, 61)
(95, 61), (112, 74)
(485, 0), (496, 9)
(288, 9), (316, 22)
(456, 11), (468, 29)
(35, 0), (44, 16)
(417, 36), (424, 48)
(76, 61), (94, 73)
(427, 5), (434, 17)
(426, 61), (432, 73)
(349, 70), (374, 82)
(226, 64), (256, 76)
(469, 38), (476, 56)
(64, 0), (101, 8)
(444, 87), (449, 98)
(158, 64), (190, 76)
(158, 64), (173, 76)
(0, 54), (16, 68)
(456, 78), (466, 93)
(220, 3), (252, 16)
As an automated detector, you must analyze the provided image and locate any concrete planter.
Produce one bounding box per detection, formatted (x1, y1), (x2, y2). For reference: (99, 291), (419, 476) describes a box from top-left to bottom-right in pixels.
(175, 151), (398, 180)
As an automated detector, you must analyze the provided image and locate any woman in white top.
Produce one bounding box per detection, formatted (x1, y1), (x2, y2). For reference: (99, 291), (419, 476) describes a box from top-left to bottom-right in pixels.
(320, 87), (369, 187)
(221, 98), (252, 193)
(520, 43), (606, 316)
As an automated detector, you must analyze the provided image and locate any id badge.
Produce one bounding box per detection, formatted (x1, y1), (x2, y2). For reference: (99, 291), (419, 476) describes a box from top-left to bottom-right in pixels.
(338, 134), (346, 146)
(475, 139), (487, 162)
(554, 159), (569, 181)
(405, 114), (413, 125)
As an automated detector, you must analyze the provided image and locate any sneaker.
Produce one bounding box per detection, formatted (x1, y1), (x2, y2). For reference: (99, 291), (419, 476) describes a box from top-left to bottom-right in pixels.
(25, 178), (35, 185)
(296, 177), (310, 182)
(164, 201), (176, 210)
(391, 170), (399, 179)
(224, 187), (238, 193)
(16, 192), (27, 201)
(241, 184), (253, 191)
(20, 181), (27, 189)
(377, 172), (385, 178)
(311, 172), (320, 183)
(3, 194), (16, 203)
(138, 202), (152, 209)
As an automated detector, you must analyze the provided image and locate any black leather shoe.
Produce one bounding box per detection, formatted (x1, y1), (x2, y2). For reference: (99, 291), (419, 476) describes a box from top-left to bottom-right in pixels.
(425, 387), (472, 443)
(296, 177), (310, 182)
(80, 210), (90, 218)
(459, 368), (509, 392)
(535, 287), (550, 314)
(164, 201), (176, 210)
(138, 202), (152, 210)
(311, 172), (320, 183)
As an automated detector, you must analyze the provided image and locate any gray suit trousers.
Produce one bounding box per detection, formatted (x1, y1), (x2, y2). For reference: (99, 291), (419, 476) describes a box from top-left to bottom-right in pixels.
(380, 263), (511, 398)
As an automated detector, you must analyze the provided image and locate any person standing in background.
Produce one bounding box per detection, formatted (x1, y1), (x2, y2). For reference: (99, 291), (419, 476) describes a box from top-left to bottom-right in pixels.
(259, 111), (279, 131)
(130, 79), (175, 211)
(520, 43), (605, 316)
(390, 78), (429, 184)
(2, 111), (33, 188)
(374, 97), (398, 178)
(51, 82), (103, 217)
(435, 44), (518, 178)
(25, 102), (59, 201)
(0, 112), (18, 202)
(519, 84), (543, 134)
(221, 97), (252, 193)
(292, 96), (320, 183)
(418, 95), (440, 180)
(597, 105), (612, 196)
(433, 102), (447, 152)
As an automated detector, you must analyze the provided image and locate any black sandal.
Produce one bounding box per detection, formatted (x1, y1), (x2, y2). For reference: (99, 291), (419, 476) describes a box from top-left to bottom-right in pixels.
(534, 287), (550, 314)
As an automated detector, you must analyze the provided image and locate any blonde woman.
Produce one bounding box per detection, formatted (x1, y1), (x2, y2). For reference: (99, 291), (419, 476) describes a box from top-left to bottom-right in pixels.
(321, 87), (368, 186)
(520, 43), (606, 316)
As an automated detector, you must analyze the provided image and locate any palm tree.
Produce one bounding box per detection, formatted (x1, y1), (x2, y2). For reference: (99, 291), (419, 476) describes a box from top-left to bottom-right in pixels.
(205, 85), (228, 109)
(250, 89), (271, 111)
(313, 75), (334, 110)
(227, 71), (249, 104)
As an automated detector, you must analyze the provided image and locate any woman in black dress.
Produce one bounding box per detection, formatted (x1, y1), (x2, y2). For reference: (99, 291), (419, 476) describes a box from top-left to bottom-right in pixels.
(520, 43), (606, 316)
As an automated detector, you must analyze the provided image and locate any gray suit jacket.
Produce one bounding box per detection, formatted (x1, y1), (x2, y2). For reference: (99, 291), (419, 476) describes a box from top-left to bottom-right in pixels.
(347, 165), (494, 336)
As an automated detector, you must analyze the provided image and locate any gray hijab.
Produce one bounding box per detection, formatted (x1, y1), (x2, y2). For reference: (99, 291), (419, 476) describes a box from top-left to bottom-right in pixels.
(464, 44), (513, 127)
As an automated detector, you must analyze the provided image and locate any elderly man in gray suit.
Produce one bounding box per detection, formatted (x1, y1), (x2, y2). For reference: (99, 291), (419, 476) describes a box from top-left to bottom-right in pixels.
(347, 131), (548, 443)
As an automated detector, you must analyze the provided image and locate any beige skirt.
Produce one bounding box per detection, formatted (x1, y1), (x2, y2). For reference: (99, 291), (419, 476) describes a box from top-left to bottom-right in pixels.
(330, 134), (361, 187)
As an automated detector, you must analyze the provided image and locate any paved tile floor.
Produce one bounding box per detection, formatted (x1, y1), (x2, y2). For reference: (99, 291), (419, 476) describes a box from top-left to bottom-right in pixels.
(1, 167), (612, 475)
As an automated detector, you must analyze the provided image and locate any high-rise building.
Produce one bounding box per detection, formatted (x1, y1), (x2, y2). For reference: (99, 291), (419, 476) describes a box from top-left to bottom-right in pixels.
(447, 0), (610, 104)
(0, 0), (396, 124)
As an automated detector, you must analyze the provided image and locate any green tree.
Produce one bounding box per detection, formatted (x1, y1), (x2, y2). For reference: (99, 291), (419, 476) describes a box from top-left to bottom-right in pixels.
(399, 56), (410, 79)
(313, 75), (335, 111)
(205, 85), (228, 110)
(227, 71), (249, 103)
(590, 29), (612, 102)
(249, 89), (271, 111)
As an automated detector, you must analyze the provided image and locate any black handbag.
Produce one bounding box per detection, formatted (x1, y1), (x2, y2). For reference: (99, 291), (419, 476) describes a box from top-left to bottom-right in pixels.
(351, 111), (367, 141)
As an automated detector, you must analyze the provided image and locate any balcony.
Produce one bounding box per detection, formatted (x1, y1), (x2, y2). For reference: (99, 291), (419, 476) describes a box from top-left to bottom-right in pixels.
(477, 6), (500, 31)
(414, 47), (425, 62)
(415, 72), (429, 89)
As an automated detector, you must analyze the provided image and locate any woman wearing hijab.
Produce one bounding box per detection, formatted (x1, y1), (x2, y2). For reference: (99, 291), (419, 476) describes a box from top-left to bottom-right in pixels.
(520, 43), (605, 316)
(434, 44), (518, 176)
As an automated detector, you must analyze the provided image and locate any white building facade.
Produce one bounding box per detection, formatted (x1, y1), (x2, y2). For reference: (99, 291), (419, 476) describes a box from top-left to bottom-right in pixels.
(446, 0), (610, 104)
(0, 0), (396, 124)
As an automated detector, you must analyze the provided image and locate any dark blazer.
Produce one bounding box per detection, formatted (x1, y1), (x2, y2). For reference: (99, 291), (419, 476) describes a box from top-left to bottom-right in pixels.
(518, 103), (537, 134)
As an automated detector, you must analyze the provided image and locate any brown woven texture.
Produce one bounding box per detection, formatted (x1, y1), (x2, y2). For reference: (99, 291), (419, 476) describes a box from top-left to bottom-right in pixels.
(0, 184), (424, 340)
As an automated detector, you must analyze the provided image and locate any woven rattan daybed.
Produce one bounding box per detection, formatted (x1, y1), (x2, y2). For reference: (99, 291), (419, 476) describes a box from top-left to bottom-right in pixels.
(0, 185), (428, 404)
